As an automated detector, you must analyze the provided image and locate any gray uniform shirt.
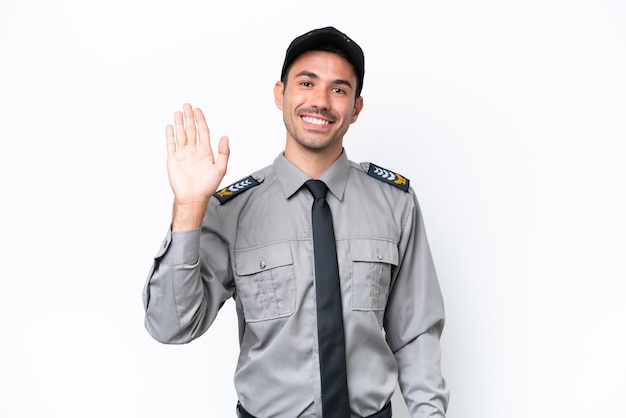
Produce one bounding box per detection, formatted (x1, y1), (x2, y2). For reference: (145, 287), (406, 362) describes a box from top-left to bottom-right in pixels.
(143, 151), (449, 417)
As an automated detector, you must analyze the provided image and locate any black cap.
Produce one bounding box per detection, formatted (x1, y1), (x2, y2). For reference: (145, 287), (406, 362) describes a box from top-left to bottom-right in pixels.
(280, 26), (365, 96)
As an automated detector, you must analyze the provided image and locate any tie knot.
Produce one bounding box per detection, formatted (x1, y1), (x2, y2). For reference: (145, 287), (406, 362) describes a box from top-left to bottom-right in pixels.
(304, 179), (328, 200)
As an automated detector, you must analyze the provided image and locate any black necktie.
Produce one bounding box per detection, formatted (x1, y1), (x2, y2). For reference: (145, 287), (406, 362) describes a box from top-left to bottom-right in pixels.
(304, 180), (350, 417)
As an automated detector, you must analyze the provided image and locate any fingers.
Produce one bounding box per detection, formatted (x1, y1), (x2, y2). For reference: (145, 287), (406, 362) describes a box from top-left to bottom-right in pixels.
(183, 103), (197, 146)
(174, 109), (186, 148)
(167, 103), (200, 153)
(193, 106), (218, 164)
(165, 104), (226, 164)
(166, 124), (176, 155)
(194, 107), (210, 146)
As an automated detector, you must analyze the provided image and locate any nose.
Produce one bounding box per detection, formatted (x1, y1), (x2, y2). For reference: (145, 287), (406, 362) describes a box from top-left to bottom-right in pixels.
(310, 86), (331, 110)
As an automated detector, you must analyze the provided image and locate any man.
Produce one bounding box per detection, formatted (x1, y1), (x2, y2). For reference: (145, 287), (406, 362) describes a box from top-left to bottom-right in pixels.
(143, 26), (449, 418)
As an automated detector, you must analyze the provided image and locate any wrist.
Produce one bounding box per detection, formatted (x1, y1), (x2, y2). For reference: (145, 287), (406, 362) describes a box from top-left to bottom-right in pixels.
(171, 200), (208, 231)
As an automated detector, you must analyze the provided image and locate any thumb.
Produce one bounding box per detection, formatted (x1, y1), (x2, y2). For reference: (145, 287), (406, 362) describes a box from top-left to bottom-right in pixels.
(215, 136), (230, 175)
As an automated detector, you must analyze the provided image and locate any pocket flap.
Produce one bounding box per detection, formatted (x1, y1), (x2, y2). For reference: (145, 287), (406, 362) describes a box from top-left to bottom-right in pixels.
(350, 239), (398, 265)
(235, 242), (293, 276)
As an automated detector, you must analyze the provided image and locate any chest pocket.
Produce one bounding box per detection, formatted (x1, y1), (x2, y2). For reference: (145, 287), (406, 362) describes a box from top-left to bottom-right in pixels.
(233, 242), (296, 323)
(350, 239), (398, 311)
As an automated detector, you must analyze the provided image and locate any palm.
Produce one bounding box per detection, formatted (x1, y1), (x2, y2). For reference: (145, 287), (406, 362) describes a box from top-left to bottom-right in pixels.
(165, 103), (230, 206)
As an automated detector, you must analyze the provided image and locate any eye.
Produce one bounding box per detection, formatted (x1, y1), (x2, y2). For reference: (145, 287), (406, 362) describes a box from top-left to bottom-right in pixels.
(332, 87), (346, 95)
(300, 81), (313, 87)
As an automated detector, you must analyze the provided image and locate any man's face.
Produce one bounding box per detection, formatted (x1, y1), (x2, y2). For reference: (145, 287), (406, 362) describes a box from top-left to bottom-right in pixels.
(274, 50), (364, 156)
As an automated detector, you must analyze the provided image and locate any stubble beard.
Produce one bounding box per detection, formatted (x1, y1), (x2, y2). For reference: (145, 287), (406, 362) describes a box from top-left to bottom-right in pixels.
(284, 109), (347, 154)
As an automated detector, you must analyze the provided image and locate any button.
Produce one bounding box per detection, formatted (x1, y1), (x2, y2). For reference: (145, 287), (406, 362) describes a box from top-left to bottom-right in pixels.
(260, 261), (266, 269)
(376, 254), (383, 260)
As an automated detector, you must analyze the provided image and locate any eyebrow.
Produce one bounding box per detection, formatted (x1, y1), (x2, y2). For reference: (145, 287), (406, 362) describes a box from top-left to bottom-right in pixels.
(294, 71), (354, 90)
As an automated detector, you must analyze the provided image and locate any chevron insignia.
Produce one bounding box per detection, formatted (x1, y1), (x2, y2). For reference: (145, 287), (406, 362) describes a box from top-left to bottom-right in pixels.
(213, 176), (260, 204)
(367, 163), (410, 192)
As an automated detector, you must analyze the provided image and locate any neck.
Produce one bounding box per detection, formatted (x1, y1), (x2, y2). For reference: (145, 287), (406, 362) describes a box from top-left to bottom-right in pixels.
(284, 143), (343, 179)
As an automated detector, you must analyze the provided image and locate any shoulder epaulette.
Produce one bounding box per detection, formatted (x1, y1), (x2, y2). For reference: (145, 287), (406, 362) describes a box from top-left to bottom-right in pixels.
(213, 175), (261, 204)
(366, 163), (410, 192)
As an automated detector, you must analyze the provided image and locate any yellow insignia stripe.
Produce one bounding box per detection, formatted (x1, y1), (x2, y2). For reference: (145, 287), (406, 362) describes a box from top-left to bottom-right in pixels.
(394, 174), (407, 186)
(217, 188), (233, 197)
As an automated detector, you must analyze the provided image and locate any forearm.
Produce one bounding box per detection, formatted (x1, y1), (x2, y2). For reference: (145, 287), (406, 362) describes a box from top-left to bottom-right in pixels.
(394, 326), (449, 417)
(143, 228), (232, 343)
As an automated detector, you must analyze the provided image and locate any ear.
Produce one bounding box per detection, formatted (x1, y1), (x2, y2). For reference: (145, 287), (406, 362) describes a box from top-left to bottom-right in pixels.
(274, 81), (285, 110)
(350, 96), (364, 124)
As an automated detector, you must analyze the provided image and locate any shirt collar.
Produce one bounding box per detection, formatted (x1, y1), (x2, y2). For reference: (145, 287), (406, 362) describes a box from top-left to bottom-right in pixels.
(273, 150), (350, 201)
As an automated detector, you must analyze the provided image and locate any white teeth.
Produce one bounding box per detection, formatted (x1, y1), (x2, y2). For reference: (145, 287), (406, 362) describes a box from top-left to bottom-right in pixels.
(302, 116), (329, 125)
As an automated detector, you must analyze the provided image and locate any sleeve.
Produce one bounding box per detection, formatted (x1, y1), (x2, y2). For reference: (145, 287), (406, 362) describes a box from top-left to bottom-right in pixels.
(383, 191), (450, 417)
(142, 206), (235, 344)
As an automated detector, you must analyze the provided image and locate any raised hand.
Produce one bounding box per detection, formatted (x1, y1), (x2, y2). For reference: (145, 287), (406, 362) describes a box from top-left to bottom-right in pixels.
(166, 103), (230, 231)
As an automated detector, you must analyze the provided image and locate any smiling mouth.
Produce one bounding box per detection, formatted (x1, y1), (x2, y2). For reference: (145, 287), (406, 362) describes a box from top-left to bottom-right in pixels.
(302, 116), (331, 125)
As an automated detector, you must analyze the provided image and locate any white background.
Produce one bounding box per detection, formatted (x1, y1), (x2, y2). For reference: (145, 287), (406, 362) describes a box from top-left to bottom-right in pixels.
(1, 1), (625, 417)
